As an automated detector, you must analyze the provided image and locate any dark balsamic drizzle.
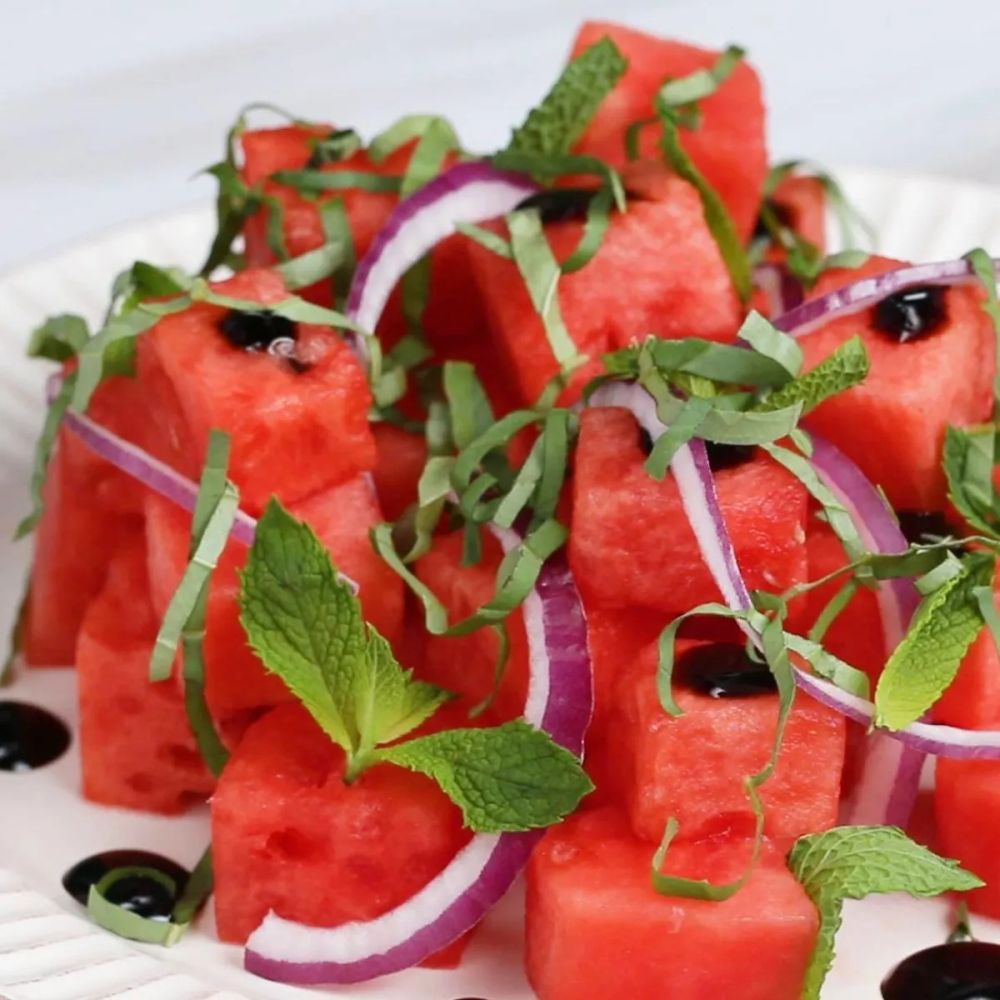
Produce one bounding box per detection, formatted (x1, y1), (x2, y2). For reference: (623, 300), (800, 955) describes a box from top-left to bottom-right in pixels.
(897, 510), (954, 546)
(705, 442), (756, 472)
(515, 188), (597, 224)
(882, 941), (1000, 999)
(63, 851), (190, 921)
(0, 701), (70, 772)
(676, 642), (777, 699)
(872, 285), (948, 344)
(219, 310), (310, 373)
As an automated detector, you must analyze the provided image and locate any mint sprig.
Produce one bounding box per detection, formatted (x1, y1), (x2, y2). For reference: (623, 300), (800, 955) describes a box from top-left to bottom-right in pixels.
(240, 500), (590, 828)
(753, 336), (869, 414)
(874, 551), (994, 730)
(788, 826), (983, 999)
(506, 36), (627, 159)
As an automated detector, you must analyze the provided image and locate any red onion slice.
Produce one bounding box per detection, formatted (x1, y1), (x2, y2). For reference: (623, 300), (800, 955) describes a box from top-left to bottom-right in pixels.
(773, 257), (996, 336)
(753, 262), (804, 317)
(807, 434), (923, 826)
(345, 161), (538, 354)
(589, 382), (1000, 765)
(244, 523), (592, 984)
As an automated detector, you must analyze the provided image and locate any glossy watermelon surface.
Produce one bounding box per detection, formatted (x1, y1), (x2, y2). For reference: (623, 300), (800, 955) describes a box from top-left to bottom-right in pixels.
(569, 21), (768, 240)
(76, 535), (214, 814)
(570, 407), (808, 613)
(466, 174), (741, 405)
(615, 640), (844, 844)
(25, 375), (148, 666)
(800, 256), (995, 511)
(145, 474), (403, 721)
(526, 808), (817, 1000)
(137, 268), (374, 514)
(212, 702), (470, 944)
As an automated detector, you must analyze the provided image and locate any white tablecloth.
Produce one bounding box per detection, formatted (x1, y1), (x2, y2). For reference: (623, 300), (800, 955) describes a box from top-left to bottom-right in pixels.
(3, 0), (1000, 271)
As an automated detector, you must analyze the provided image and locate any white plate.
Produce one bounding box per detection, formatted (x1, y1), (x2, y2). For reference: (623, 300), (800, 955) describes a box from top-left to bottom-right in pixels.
(3, 167), (1000, 999)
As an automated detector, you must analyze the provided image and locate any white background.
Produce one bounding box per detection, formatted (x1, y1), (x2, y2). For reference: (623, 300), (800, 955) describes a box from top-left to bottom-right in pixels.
(3, 0), (1000, 271)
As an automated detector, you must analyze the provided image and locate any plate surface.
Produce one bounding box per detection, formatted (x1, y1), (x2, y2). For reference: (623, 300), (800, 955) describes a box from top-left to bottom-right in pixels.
(3, 168), (1000, 998)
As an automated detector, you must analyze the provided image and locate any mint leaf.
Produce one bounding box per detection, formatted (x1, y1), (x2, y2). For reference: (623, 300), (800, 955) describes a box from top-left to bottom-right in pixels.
(875, 552), (994, 730)
(28, 314), (90, 363)
(240, 498), (365, 753)
(659, 44), (745, 108)
(377, 720), (592, 832)
(737, 310), (803, 378)
(507, 36), (627, 158)
(754, 336), (869, 415)
(789, 826), (983, 1000)
(354, 630), (450, 753)
(966, 248), (1000, 419)
(943, 425), (999, 537)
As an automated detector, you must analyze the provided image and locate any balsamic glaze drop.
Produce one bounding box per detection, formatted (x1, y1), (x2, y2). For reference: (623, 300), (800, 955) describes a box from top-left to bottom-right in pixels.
(515, 188), (597, 224)
(882, 941), (1000, 999)
(63, 850), (190, 921)
(676, 642), (777, 699)
(898, 510), (954, 546)
(872, 285), (948, 344)
(0, 701), (70, 772)
(705, 442), (756, 472)
(219, 309), (298, 352)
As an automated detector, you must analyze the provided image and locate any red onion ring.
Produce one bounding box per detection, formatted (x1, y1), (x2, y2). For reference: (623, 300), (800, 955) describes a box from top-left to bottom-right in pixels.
(244, 523), (592, 984)
(772, 257), (997, 336)
(807, 434), (923, 827)
(345, 161), (538, 357)
(589, 381), (1000, 763)
(753, 262), (804, 317)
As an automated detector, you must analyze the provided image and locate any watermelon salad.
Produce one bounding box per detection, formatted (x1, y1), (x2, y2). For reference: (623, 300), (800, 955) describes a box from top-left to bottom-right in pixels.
(12, 18), (1000, 999)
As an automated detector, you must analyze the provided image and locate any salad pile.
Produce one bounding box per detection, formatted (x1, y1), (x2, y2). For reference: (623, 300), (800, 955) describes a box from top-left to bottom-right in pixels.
(11, 19), (1000, 1000)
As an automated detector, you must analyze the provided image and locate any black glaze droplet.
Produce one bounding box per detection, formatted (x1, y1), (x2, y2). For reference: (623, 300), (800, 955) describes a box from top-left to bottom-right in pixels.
(515, 188), (597, 224)
(677, 642), (777, 699)
(898, 510), (954, 545)
(705, 442), (756, 472)
(882, 941), (1000, 999)
(872, 285), (948, 344)
(63, 851), (189, 920)
(219, 309), (297, 352)
(0, 701), (70, 772)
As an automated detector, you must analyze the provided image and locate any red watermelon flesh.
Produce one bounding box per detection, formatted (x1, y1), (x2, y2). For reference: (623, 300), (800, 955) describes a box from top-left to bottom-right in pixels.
(136, 268), (374, 515)
(25, 374), (149, 666)
(569, 22), (768, 241)
(415, 530), (529, 721)
(935, 758), (1000, 918)
(211, 701), (471, 949)
(466, 174), (742, 406)
(767, 175), (827, 259)
(799, 514), (885, 687)
(372, 423), (426, 522)
(569, 407), (808, 615)
(76, 535), (214, 814)
(525, 808), (816, 1000)
(240, 127), (487, 359)
(800, 255), (996, 511)
(615, 640), (844, 845)
(145, 475), (403, 720)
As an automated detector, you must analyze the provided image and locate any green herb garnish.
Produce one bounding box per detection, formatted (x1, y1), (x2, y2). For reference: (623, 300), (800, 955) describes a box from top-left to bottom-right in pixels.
(788, 826), (983, 999)
(240, 500), (591, 829)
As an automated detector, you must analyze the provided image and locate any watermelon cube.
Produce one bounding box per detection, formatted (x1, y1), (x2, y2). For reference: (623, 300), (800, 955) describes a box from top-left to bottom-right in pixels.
(25, 374), (148, 666)
(76, 535), (214, 814)
(569, 22), (768, 240)
(525, 808), (817, 1000)
(372, 423), (426, 522)
(934, 592), (1000, 729)
(935, 758), (1000, 918)
(800, 256), (996, 510)
(212, 702), (470, 945)
(569, 407), (808, 615)
(615, 640), (844, 844)
(145, 474), (403, 721)
(415, 530), (529, 721)
(465, 173), (741, 405)
(137, 268), (374, 514)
